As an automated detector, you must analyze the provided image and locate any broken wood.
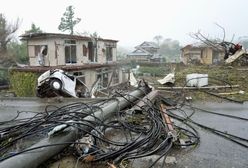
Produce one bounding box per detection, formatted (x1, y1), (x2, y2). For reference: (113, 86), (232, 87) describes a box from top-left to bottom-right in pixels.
(217, 90), (244, 95)
(160, 104), (174, 132)
(133, 90), (158, 110)
(158, 85), (239, 90)
(203, 90), (244, 104)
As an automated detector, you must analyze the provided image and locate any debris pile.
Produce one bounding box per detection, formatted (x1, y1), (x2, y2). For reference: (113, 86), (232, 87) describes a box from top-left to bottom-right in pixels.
(1, 79), (247, 168)
(0, 83), (200, 168)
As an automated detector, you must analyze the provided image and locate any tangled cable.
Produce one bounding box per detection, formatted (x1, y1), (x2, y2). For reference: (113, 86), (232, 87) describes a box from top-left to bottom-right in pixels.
(0, 92), (202, 168)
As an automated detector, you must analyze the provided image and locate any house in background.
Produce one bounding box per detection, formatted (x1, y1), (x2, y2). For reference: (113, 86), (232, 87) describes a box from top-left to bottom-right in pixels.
(127, 41), (163, 62)
(15, 33), (129, 91)
(181, 43), (225, 65)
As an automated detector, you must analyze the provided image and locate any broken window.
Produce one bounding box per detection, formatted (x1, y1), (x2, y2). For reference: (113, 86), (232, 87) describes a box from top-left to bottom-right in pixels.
(112, 69), (119, 84)
(34, 45), (48, 56)
(34, 45), (48, 66)
(106, 47), (113, 61)
(96, 69), (110, 88)
(83, 44), (87, 56)
(88, 42), (95, 62)
(65, 40), (77, 64)
(73, 71), (86, 84)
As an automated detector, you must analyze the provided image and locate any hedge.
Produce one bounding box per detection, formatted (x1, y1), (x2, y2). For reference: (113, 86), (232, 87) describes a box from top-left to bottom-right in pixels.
(9, 71), (38, 97)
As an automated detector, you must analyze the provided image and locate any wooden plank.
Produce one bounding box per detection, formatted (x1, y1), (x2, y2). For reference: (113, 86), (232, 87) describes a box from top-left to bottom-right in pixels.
(157, 85), (239, 90)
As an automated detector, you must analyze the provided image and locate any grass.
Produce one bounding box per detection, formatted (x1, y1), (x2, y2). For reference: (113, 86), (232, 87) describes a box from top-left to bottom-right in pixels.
(174, 65), (248, 102)
(138, 64), (248, 102)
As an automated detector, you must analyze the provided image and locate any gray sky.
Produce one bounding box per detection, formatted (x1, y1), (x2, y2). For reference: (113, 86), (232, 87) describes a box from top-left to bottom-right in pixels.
(0, 0), (247, 48)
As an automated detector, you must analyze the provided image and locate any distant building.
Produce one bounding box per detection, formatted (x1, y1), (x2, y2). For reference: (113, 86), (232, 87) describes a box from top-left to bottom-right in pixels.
(127, 41), (163, 62)
(15, 33), (129, 91)
(181, 43), (225, 65)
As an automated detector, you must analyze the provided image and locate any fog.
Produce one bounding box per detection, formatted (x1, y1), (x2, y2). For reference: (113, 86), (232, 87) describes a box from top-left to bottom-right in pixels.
(0, 0), (247, 48)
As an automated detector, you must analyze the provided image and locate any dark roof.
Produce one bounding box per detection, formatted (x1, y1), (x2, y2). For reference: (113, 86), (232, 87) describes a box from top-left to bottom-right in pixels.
(181, 42), (224, 51)
(128, 48), (152, 56)
(181, 42), (207, 50)
(135, 41), (159, 49)
(20, 33), (118, 42)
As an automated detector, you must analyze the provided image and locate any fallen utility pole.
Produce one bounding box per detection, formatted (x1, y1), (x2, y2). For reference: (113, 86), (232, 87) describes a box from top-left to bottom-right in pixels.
(0, 85), (151, 168)
(133, 90), (158, 111)
(158, 85), (239, 90)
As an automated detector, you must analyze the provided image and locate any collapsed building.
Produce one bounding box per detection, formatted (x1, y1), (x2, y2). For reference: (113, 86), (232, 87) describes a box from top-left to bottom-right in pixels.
(181, 43), (225, 65)
(11, 33), (129, 96)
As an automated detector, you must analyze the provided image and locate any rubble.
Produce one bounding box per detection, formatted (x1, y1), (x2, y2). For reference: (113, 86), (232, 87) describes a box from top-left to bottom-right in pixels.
(1, 71), (248, 168)
(157, 73), (175, 85)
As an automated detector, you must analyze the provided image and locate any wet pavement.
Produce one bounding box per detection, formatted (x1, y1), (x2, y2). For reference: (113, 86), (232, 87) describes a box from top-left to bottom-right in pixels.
(0, 98), (247, 168)
(166, 101), (248, 168)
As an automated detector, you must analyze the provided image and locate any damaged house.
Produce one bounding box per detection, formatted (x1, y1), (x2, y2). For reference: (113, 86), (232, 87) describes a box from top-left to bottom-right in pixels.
(127, 41), (163, 62)
(15, 33), (129, 94)
(181, 43), (225, 65)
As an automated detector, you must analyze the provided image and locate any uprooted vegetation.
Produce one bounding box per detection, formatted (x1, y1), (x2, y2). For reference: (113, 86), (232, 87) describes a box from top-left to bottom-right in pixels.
(175, 65), (248, 102)
(138, 64), (248, 102)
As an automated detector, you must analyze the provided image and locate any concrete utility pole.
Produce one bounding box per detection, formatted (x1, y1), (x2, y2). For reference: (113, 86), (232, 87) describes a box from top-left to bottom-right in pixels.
(0, 85), (151, 168)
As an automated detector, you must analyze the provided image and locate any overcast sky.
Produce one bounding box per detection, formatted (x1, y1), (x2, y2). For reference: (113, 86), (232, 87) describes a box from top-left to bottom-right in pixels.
(0, 0), (247, 48)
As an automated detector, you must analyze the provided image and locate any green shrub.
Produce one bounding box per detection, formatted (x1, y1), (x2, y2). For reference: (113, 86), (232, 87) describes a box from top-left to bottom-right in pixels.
(9, 71), (37, 97)
(138, 66), (170, 76)
(0, 69), (9, 85)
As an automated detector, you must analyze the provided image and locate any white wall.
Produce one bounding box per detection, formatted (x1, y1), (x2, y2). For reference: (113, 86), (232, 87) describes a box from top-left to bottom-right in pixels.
(27, 38), (117, 66)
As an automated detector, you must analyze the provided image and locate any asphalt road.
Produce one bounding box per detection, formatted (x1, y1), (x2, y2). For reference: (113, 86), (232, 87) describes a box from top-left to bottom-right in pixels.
(166, 101), (248, 168)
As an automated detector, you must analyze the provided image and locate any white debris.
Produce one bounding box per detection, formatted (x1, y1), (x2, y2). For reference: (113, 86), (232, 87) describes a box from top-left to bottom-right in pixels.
(48, 124), (68, 137)
(130, 71), (138, 87)
(239, 90), (245, 94)
(179, 139), (187, 148)
(186, 73), (208, 87)
(225, 49), (246, 64)
(185, 96), (192, 101)
(157, 73), (175, 85)
(48, 120), (75, 137)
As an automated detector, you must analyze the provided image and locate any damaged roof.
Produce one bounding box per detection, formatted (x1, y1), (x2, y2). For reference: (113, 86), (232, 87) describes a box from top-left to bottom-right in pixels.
(181, 42), (208, 50)
(181, 42), (225, 51)
(19, 33), (118, 43)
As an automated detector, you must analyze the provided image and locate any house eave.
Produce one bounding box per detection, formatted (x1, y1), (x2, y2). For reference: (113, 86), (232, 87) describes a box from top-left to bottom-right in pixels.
(10, 63), (120, 73)
(19, 33), (118, 43)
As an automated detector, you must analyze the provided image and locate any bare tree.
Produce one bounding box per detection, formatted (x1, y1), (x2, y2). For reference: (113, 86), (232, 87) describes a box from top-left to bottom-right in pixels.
(189, 23), (241, 60)
(153, 35), (163, 46)
(0, 14), (19, 57)
(0, 14), (20, 67)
